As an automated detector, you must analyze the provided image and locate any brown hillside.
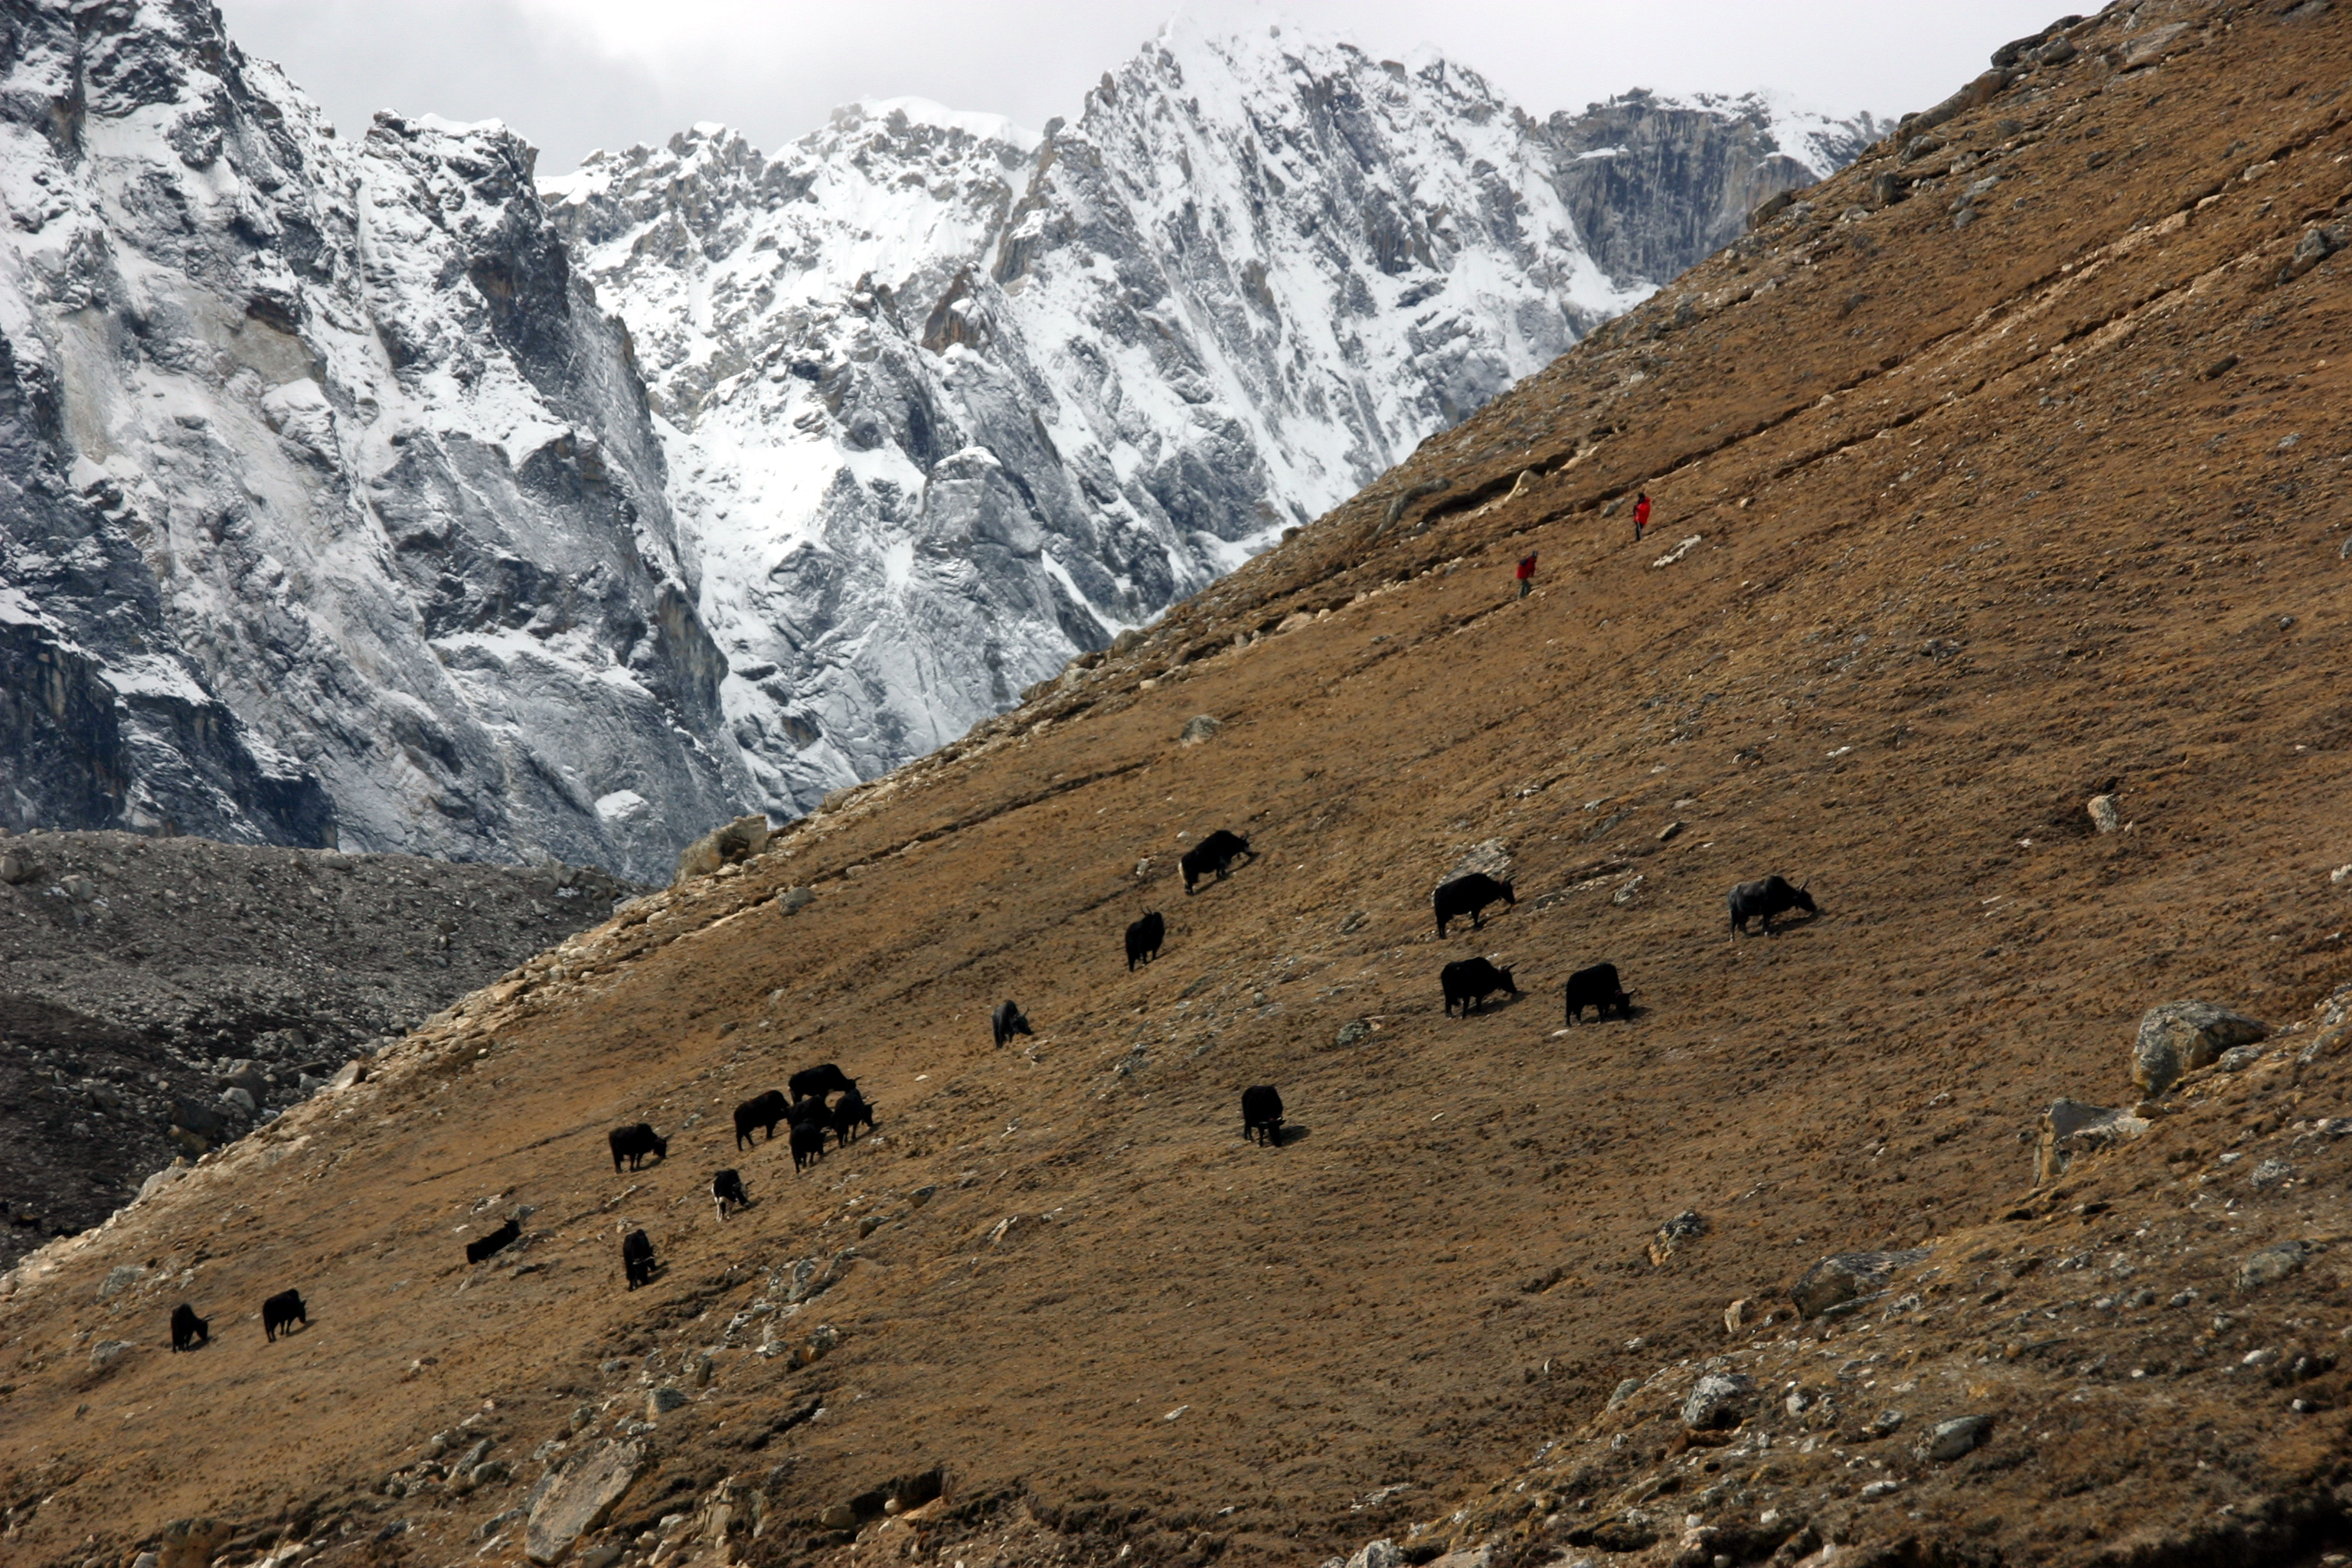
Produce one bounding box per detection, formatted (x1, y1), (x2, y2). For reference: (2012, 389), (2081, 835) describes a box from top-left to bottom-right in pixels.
(5, 4), (2351, 1567)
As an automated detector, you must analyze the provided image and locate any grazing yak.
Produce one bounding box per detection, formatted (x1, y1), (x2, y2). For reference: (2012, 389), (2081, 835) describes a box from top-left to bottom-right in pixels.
(1241, 1085), (1285, 1146)
(787, 1094), (831, 1129)
(734, 1090), (789, 1149)
(1441, 957), (1520, 1016)
(465, 1218), (521, 1265)
(262, 1289), (307, 1342)
(1125, 911), (1166, 971)
(992, 1001), (1034, 1048)
(1727, 875), (1818, 936)
(1181, 829), (1256, 894)
(169, 1302), (209, 1352)
(789, 1119), (829, 1171)
(622, 1230), (658, 1290)
(789, 1063), (855, 1102)
(712, 1169), (752, 1221)
(1434, 873), (1515, 936)
(609, 1122), (668, 1172)
(831, 1087), (875, 1146)
(1562, 962), (1632, 1024)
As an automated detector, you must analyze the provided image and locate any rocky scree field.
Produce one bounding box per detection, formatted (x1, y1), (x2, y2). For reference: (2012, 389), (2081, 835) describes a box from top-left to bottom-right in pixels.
(0, 831), (634, 1268)
(3, 2), (2352, 1566)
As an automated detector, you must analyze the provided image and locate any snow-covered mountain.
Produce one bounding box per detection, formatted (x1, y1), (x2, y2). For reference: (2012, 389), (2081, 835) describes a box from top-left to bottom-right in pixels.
(0, 2), (1874, 876)
(547, 25), (1876, 815)
(0, 0), (751, 875)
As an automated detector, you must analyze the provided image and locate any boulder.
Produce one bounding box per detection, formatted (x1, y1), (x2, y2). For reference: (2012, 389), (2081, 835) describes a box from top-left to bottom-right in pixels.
(99, 1263), (145, 1300)
(2035, 1099), (2149, 1185)
(1446, 838), (1513, 884)
(1681, 1372), (1755, 1429)
(1647, 1209), (1707, 1266)
(2087, 794), (2122, 834)
(1178, 714), (1222, 745)
(90, 1338), (133, 1370)
(1918, 1413), (1994, 1462)
(1345, 1541), (1403, 1568)
(220, 1086), (257, 1113)
(0, 850), (36, 884)
(819, 1503), (858, 1531)
(1334, 1020), (1372, 1048)
(524, 1440), (644, 1565)
(646, 1386), (689, 1419)
(2239, 1240), (2307, 1292)
(775, 886), (815, 915)
(155, 1519), (234, 1568)
(170, 1095), (236, 1142)
(674, 815), (771, 885)
(2133, 1002), (2270, 1095)
(1790, 1248), (1932, 1318)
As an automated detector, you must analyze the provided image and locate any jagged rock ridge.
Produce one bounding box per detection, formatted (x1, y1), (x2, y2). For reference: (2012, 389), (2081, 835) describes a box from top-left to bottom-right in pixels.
(0, 2), (1870, 862)
(547, 24), (1876, 814)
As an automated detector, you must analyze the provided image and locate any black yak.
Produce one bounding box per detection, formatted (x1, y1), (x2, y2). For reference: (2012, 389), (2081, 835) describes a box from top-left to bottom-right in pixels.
(609, 1122), (668, 1172)
(734, 1090), (789, 1149)
(1441, 958), (1520, 1016)
(1433, 873), (1514, 936)
(1241, 1085), (1285, 1146)
(262, 1289), (307, 1342)
(790, 1119), (828, 1171)
(1727, 875), (1818, 936)
(789, 1063), (855, 1102)
(465, 1218), (520, 1265)
(1181, 830), (1256, 894)
(992, 1001), (1033, 1048)
(622, 1230), (658, 1289)
(712, 1169), (751, 1221)
(169, 1302), (209, 1352)
(1562, 962), (1632, 1024)
(1125, 911), (1165, 970)
(831, 1087), (875, 1146)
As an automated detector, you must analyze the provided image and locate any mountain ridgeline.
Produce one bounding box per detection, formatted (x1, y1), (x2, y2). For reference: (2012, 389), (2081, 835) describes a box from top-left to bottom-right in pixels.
(0, 2), (1870, 877)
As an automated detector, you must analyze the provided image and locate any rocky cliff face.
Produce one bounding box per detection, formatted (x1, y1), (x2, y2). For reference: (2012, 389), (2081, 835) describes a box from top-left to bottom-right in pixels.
(1, 3), (1869, 859)
(547, 25), (1873, 815)
(0, 0), (751, 877)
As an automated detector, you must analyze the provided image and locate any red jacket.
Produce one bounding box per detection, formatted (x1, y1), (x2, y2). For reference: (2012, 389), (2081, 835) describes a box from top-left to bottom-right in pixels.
(1633, 497), (1651, 526)
(1515, 554), (1537, 580)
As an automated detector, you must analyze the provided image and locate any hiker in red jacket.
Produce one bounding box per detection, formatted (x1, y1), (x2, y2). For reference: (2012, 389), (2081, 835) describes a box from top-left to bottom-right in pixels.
(1633, 492), (1652, 543)
(1515, 552), (1537, 598)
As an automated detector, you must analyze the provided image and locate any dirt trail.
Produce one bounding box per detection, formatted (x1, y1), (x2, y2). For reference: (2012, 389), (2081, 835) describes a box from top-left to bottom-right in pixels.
(5, 5), (2351, 1567)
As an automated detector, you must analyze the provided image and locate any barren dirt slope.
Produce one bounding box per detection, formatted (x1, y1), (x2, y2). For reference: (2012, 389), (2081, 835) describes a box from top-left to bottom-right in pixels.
(5, 4), (2352, 1567)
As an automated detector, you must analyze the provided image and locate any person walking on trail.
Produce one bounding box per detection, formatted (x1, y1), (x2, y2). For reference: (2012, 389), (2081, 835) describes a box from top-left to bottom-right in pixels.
(1632, 492), (1652, 543)
(1515, 552), (1537, 598)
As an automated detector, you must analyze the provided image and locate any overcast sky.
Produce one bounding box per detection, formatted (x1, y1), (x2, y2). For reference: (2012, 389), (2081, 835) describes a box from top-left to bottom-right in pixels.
(215, 1), (2065, 174)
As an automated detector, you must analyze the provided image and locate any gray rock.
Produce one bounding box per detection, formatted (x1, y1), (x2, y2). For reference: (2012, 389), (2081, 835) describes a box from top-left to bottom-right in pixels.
(220, 1086), (257, 1114)
(2087, 794), (2122, 834)
(2248, 1159), (2295, 1192)
(89, 1338), (134, 1370)
(0, 851), (35, 885)
(1345, 1540), (1403, 1568)
(1179, 714), (1223, 746)
(1334, 1020), (1373, 1048)
(1647, 1209), (1707, 1266)
(819, 1503), (858, 1531)
(2036, 1099), (2148, 1186)
(1446, 838), (1514, 884)
(2220, 1045), (2264, 1073)
(2239, 1240), (2308, 1292)
(1606, 1377), (1643, 1411)
(1680, 1372), (1755, 1429)
(775, 886), (815, 915)
(1919, 1413), (1994, 1462)
(524, 1440), (644, 1565)
(97, 1264), (144, 1301)
(675, 815), (771, 884)
(2134, 1002), (2270, 1095)
(1790, 1249), (1932, 1318)
(645, 1386), (690, 1419)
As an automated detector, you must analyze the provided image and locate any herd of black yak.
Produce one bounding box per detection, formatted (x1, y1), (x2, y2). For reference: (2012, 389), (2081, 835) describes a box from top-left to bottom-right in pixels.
(149, 812), (1817, 1333)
